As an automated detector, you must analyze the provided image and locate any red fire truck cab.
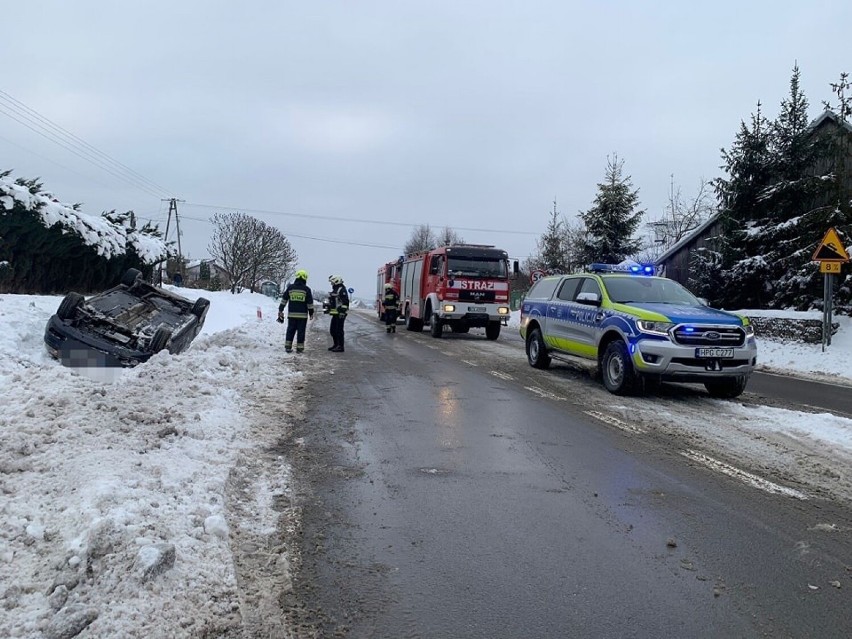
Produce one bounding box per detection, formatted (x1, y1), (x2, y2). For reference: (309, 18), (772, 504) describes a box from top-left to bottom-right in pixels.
(376, 258), (403, 321)
(400, 244), (513, 340)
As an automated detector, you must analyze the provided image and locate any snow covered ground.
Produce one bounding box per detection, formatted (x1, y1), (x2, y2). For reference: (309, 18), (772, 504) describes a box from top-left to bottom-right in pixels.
(0, 289), (850, 637)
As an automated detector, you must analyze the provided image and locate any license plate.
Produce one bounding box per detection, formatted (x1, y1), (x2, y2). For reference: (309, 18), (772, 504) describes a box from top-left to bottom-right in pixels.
(695, 347), (734, 359)
(468, 306), (486, 312)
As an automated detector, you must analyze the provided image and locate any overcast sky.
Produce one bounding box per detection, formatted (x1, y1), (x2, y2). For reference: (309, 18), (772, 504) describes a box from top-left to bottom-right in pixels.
(2, 1), (850, 298)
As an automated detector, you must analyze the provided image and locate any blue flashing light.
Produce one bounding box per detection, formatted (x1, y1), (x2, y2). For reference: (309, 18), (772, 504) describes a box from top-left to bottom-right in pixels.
(684, 327), (695, 332)
(588, 262), (656, 276)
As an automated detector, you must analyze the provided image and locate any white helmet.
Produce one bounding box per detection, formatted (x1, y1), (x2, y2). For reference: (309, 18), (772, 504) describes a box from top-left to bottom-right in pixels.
(330, 275), (344, 285)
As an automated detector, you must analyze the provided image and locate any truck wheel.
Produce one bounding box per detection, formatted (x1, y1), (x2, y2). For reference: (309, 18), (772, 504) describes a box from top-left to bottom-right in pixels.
(406, 310), (423, 332)
(430, 314), (443, 338)
(526, 328), (551, 369)
(121, 268), (142, 287)
(485, 321), (501, 340)
(149, 327), (173, 353)
(601, 340), (639, 395)
(704, 377), (747, 399)
(57, 292), (85, 320)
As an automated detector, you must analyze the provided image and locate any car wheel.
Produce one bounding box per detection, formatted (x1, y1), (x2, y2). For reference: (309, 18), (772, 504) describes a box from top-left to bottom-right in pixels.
(526, 328), (551, 369)
(430, 313), (443, 338)
(191, 297), (210, 321)
(485, 321), (501, 340)
(121, 268), (143, 287)
(149, 327), (173, 353)
(704, 377), (748, 399)
(57, 292), (85, 320)
(601, 340), (639, 395)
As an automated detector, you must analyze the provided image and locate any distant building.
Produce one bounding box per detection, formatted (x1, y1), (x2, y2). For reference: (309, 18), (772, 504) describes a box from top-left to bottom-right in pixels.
(654, 213), (723, 287)
(185, 259), (232, 289)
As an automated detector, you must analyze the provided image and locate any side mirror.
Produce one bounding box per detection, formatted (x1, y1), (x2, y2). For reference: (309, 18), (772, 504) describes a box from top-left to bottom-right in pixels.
(575, 292), (601, 307)
(513, 260), (519, 275)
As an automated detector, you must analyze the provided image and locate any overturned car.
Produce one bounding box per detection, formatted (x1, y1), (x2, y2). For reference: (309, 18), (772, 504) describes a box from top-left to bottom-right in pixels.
(44, 268), (210, 367)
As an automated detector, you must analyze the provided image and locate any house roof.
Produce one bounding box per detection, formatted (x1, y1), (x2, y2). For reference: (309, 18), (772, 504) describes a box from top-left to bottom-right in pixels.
(654, 212), (723, 265)
(808, 109), (852, 135)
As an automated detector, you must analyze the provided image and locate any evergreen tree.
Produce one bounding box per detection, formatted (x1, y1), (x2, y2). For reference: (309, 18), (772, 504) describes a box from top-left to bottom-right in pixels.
(820, 72), (852, 311)
(524, 201), (585, 275)
(712, 105), (775, 308)
(579, 155), (644, 264)
(712, 67), (847, 311)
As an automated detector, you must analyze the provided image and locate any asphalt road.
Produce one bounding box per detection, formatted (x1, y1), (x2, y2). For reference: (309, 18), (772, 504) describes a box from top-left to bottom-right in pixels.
(280, 313), (852, 638)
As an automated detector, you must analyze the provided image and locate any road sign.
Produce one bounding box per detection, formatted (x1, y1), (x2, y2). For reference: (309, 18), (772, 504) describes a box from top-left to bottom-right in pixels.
(530, 269), (546, 284)
(812, 227), (850, 262)
(820, 262), (842, 274)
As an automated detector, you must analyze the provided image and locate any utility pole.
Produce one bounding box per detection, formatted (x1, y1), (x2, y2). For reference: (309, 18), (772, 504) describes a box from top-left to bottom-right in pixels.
(159, 197), (185, 286)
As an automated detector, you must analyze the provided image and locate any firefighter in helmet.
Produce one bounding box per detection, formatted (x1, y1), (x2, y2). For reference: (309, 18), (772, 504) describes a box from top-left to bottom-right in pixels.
(277, 269), (315, 353)
(327, 274), (349, 352)
(381, 282), (400, 333)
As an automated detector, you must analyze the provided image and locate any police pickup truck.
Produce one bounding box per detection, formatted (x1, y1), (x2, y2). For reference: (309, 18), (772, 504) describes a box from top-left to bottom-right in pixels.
(519, 263), (757, 398)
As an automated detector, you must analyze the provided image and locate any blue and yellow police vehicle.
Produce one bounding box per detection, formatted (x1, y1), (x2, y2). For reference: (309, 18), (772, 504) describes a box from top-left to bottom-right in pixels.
(519, 262), (758, 397)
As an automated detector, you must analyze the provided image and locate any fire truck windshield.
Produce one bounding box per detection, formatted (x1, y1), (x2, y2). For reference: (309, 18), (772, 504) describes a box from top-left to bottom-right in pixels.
(447, 257), (507, 278)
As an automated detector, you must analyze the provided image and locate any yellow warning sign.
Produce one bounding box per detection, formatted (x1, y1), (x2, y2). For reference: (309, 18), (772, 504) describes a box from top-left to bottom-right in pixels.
(812, 227), (850, 262)
(820, 261), (842, 274)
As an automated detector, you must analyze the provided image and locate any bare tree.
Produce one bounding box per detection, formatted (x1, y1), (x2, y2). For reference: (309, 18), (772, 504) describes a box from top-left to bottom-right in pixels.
(208, 212), (297, 293)
(436, 226), (464, 246)
(645, 176), (715, 257)
(403, 224), (436, 255)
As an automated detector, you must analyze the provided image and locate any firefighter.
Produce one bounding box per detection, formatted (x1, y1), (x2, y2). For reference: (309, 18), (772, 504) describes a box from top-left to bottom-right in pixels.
(381, 282), (400, 333)
(327, 274), (349, 352)
(277, 269), (315, 353)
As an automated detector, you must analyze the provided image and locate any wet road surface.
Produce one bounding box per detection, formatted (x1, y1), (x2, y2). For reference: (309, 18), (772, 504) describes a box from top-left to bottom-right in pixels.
(281, 313), (852, 638)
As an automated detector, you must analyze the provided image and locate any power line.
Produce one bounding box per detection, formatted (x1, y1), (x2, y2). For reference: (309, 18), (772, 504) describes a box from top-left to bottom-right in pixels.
(0, 102), (162, 199)
(182, 201), (539, 236)
(0, 91), (172, 198)
(177, 212), (398, 249)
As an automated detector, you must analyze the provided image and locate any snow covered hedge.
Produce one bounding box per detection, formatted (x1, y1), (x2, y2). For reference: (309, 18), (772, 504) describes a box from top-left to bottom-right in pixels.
(0, 172), (167, 294)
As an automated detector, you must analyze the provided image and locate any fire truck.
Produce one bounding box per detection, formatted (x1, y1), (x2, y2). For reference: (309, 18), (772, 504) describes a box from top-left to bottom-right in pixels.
(376, 258), (402, 321)
(399, 244), (515, 340)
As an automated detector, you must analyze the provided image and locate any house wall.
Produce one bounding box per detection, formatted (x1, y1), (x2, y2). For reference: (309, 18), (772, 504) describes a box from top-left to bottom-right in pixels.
(660, 218), (725, 287)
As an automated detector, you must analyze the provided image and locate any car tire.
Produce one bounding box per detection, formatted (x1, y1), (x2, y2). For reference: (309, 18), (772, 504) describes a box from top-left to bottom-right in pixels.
(430, 313), (442, 338)
(191, 297), (210, 321)
(57, 292), (85, 320)
(704, 377), (748, 399)
(601, 340), (639, 395)
(121, 268), (143, 287)
(526, 328), (551, 369)
(149, 327), (173, 353)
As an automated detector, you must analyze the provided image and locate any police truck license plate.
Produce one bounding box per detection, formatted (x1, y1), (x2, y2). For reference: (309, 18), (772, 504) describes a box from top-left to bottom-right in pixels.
(695, 348), (734, 358)
(468, 306), (486, 312)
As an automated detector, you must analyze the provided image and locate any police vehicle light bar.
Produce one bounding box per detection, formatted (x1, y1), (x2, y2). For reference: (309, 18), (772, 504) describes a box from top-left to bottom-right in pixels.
(588, 263), (656, 276)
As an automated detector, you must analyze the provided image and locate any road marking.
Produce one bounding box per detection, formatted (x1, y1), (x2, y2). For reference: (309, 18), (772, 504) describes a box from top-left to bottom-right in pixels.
(524, 386), (564, 401)
(681, 449), (808, 500)
(461, 360), (478, 367)
(584, 410), (646, 434)
(490, 371), (514, 381)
